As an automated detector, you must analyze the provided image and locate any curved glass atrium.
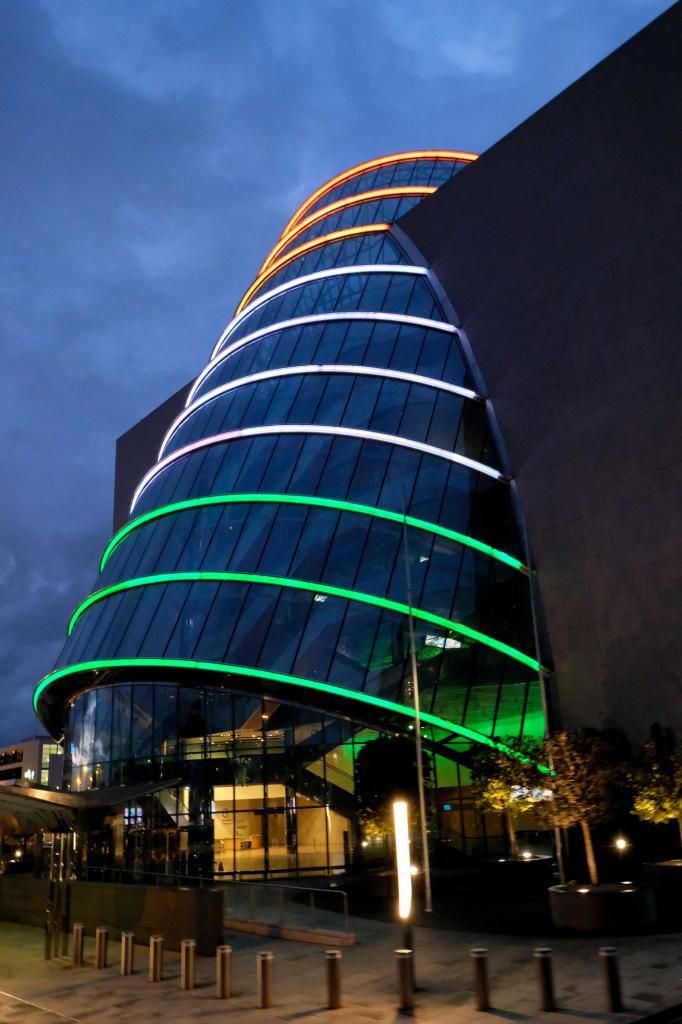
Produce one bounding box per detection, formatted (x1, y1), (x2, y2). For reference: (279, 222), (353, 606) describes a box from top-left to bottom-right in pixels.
(35, 150), (546, 879)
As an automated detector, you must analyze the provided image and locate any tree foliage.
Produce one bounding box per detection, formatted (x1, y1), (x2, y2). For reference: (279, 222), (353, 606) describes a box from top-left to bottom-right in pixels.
(540, 728), (630, 884)
(354, 735), (433, 839)
(631, 725), (682, 842)
(470, 739), (545, 856)
(541, 729), (629, 828)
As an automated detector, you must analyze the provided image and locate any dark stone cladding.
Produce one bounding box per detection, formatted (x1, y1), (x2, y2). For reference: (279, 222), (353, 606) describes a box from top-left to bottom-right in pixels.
(397, 3), (682, 737)
(113, 382), (191, 532)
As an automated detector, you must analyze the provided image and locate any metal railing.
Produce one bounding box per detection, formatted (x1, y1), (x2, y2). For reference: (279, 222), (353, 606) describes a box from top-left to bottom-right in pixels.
(222, 878), (350, 936)
(77, 864), (351, 936)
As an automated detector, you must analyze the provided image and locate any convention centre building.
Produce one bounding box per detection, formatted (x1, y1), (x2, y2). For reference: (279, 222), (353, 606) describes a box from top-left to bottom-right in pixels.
(30, 3), (682, 880)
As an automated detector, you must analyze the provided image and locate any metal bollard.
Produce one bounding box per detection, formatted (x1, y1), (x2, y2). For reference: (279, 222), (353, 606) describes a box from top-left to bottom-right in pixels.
(60, 920), (69, 958)
(44, 915), (54, 961)
(599, 947), (624, 1013)
(60, 889), (71, 958)
(534, 948), (556, 1012)
(149, 935), (164, 982)
(180, 939), (196, 991)
(216, 945), (232, 999)
(470, 948), (490, 1011)
(72, 923), (84, 967)
(120, 931), (135, 976)
(395, 949), (414, 1014)
(95, 927), (108, 969)
(325, 949), (342, 1009)
(256, 951), (273, 1009)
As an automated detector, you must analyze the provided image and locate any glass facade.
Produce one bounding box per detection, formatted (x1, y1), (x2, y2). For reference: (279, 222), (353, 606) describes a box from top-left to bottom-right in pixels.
(36, 150), (546, 878)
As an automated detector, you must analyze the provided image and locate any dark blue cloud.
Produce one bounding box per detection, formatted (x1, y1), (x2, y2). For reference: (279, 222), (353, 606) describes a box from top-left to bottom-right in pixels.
(0, 0), (670, 743)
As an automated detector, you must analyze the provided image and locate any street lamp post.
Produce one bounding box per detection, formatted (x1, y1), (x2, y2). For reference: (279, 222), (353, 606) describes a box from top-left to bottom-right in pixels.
(401, 502), (433, 914)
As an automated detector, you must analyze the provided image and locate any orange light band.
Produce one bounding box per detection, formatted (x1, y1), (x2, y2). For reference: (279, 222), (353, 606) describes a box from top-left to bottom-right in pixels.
(260, 186), (436, 273)
(236, 224), (390, 314)
(282, 150), (477, 237)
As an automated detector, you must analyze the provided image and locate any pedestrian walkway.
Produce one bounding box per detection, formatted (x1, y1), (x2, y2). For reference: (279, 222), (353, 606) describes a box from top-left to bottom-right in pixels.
(0, 916), (679, 1022)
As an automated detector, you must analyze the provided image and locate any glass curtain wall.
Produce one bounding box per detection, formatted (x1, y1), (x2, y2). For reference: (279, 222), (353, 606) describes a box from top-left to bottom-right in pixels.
(37, 151), (546, 878)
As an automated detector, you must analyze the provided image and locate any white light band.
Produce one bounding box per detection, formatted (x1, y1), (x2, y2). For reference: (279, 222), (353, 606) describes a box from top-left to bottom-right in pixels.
(212, 264), (429, 359)
(132, 424), (504, 513)
(161, 365), (481, 458)
(189, 311), (459, 406)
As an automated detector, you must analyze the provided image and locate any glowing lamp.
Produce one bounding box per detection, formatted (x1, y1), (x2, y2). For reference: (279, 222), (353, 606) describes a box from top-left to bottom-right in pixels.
(521, 850), (533, 861)
(614, 836), (628, 851)
(393, 800), (412, 921)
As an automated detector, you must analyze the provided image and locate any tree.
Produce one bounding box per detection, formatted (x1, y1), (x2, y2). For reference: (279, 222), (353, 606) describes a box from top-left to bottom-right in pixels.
(631, 724), (682, 844)
(541, 729), (629, 886)
(354, 735), (433, 840)
(471, 740), (545, 857)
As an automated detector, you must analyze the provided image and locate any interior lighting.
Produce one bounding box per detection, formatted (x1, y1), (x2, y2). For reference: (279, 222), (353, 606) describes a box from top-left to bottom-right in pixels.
(194, 311), (458, 401)
(236, 224), (391, 314)
(281, 150), (478, 237)
(33, 658), (550, 770)
(131, 423), (505, 512)
(212, 264), (428, 358)
(66, 570), (541, 672)
(161, 364), (481, 458)
(521, 850), (533, 861)
(393, 800), (412, 922)
(260, 186), (436, 272)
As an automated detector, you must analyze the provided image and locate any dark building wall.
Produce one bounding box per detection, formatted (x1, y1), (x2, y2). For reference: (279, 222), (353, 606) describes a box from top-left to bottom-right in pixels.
(113, 382), (191, 531)
(0, 877), (223, 954)
(398, 3), (682, 737)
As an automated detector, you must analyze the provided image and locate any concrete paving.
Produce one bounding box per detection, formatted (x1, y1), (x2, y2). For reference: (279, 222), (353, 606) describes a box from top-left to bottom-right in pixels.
(0, 917), (680, 1023)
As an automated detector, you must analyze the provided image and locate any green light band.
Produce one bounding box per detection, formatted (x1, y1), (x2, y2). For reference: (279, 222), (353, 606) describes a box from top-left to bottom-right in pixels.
(67, 571), (541, 672)
(32, 657), (549, 772)
(100, 493), (526, 573)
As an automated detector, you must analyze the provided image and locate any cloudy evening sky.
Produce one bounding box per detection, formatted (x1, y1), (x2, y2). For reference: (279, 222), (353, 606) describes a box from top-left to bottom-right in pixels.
(0, 0), (671, 744)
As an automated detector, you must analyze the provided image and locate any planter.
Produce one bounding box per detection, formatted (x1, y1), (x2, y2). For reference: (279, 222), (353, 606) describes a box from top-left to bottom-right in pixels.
(480, 854), (554, 891)
(549, 882), (657, 933)
(643, 860), (682, 927)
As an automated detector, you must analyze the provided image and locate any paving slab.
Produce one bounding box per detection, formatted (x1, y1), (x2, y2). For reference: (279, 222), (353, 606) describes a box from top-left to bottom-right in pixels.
(0, 917), (680, 1023)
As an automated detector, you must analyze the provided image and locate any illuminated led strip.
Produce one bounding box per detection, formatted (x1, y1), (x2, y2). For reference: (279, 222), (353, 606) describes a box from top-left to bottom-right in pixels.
(161, 365), (481, 458)
(260, 186), (436, 272)
(32, 658), (546, 770)
(131, 424), (504, 513)
(66, 572), (540, 672)
(237, 225), (391, 314)
(212, 265), (429, 358)
(190, 312), (459, 406)
(100, 493), (526, 573)
(283, 150), (477, 236)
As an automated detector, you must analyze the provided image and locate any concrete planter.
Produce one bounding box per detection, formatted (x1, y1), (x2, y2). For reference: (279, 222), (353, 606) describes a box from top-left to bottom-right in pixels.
(480, 854), (554, 891)
(643, 860), (682, 927)
(549, 882), (657, 933)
